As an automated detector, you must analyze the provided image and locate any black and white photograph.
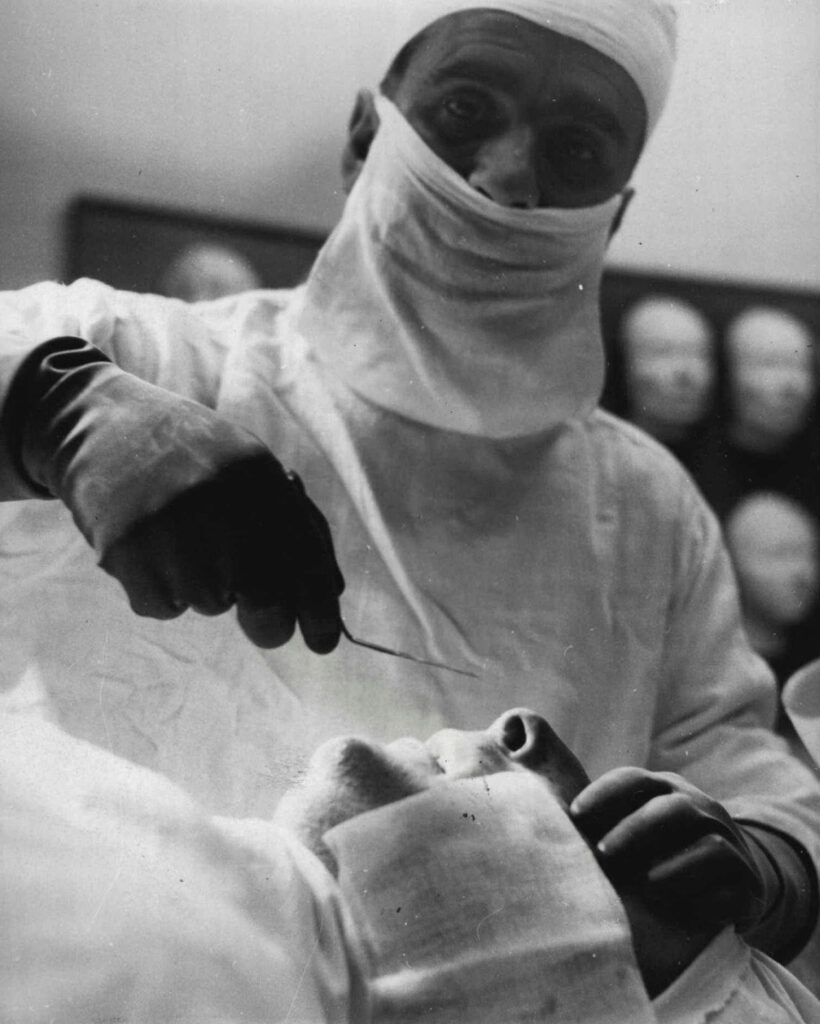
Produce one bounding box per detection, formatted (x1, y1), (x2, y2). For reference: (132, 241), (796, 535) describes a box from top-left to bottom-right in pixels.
(2, 1), (819, 1021)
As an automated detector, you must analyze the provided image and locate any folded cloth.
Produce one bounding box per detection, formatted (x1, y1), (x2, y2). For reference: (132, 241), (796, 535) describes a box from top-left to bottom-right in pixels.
(325, 772), (656, 1023)
(654, 926), (820, 1024)
(783, 659), (820, 769)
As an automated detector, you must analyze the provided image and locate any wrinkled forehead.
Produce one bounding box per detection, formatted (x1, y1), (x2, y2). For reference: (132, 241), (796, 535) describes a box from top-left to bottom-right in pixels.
(381, 0), (677, 137)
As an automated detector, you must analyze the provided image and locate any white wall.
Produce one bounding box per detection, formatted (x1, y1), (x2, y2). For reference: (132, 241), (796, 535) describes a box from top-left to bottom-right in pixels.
(607, 0), (820, 289)
(1, 0), (818, 291)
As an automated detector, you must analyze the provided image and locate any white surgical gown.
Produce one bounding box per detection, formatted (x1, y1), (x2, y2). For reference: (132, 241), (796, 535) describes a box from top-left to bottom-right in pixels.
(1, 279), (819, 986)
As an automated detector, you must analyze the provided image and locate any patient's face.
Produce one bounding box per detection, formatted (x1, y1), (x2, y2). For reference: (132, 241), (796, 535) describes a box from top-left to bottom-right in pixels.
(274, 709), (590, 874)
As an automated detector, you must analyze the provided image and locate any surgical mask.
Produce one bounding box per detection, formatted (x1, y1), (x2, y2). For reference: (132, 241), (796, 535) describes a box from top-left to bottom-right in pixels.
(324, 773), (655, 1023)
(293, 95), (622, 438)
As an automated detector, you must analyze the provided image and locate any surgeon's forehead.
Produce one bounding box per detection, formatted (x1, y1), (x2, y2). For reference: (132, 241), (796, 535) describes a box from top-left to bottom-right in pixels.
(392, 10), (647, 138)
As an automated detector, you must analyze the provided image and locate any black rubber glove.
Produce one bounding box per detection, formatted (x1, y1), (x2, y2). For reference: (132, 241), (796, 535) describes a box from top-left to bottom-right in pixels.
(6, 337), (344, 652)
(569, 767), (819, 963)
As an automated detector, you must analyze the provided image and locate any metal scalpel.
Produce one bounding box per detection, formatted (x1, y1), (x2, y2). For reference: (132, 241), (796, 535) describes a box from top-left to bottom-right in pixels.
(340, 619), (479, 678)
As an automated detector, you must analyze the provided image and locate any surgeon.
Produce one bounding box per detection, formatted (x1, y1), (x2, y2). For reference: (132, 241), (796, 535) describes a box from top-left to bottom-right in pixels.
(1, 0), (819, 986)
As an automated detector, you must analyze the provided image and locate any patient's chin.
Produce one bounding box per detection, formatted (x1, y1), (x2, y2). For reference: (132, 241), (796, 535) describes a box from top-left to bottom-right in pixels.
(278, 736), (424, 828)
(274, 738), (420, 878)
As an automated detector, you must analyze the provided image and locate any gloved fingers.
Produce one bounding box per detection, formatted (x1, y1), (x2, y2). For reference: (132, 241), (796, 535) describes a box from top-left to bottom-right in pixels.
(647, 833), (758, 895)
(233, 551), (339, 652)
(100, 538), (187, 620)
(113, 503), (234, 618)
(187, 590), (236, 617)
(294, 574), (342, 654)
(286, 471), (346, 597)
(155, 513), (237, 617)
(235, 595), (297, 649)
(227, 493), (303, 648)
(569, 767), (674, 844)
(231, 522), (341, 651)
(595, 791), (726, 864)
(282, 471), (344, 651)
(644, 834), (762, 928)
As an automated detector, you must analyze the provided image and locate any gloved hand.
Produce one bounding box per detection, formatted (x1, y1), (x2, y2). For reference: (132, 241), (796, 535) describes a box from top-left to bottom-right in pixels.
(12, 337), (344, 652)
(569, 767), (818, 962)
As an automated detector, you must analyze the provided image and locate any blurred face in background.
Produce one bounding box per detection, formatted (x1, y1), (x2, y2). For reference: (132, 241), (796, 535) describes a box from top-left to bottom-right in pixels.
(620, 296), (715, 440)
(726, 308), (816, 454)
(159, 244), (261, 302)
(727, 494), (819, 641)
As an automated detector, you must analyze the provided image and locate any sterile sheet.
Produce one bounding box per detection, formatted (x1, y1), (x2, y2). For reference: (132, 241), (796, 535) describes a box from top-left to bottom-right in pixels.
(0, 704), (366, 1024)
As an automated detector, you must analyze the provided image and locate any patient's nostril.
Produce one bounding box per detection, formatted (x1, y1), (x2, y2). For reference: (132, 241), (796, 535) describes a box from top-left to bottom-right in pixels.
(501, 714), (527, 752)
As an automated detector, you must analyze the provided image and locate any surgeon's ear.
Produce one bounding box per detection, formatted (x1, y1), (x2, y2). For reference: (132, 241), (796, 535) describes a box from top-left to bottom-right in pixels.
(608, 187), (636, 241)
(340, 89), (380, 194)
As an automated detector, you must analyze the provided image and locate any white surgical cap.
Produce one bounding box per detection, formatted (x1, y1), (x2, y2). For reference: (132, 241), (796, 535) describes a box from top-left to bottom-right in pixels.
(382, 0), (678, 138)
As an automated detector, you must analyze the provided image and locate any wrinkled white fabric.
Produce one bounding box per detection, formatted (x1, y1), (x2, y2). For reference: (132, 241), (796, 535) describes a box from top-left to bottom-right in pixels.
(0, 704), (368, 1024)
(783, 659), (820, 768)
(654, 927), (820, 1024)
(298, 96), (617, 437)
(380, 0), (677, 138)
(325, 773), (656, 1023)
(1, 278), (820, 992)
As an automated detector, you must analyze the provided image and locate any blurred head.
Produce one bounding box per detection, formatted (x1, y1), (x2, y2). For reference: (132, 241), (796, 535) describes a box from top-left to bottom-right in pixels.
(725, 307), (816, 453)
(621, 296), (715, 440)
(342, 1), (677, 210)
(726, 493), (820, 638)
(159, 244), (261, 302)
(274, 708), (589, 874)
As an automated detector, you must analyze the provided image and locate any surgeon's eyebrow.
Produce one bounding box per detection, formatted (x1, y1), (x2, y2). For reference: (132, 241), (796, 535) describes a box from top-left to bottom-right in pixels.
(558, 98), (628, 143)
(429, 59), (629, 142)
(429, 56), (525, 93)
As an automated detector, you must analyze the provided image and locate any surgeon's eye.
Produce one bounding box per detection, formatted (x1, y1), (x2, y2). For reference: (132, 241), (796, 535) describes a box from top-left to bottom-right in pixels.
(438, 90), (495, 141)
(548, 127), (608, 184)
(564, 133), (598, 164)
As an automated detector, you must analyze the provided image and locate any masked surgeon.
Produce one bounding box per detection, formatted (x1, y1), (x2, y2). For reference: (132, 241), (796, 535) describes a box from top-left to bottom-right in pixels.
(1, 0), (819, 987)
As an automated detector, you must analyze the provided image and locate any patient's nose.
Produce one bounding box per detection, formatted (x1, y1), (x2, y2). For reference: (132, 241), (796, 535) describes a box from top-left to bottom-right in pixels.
(493, 708), (554, 768)
(491, 709), (591, 801)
